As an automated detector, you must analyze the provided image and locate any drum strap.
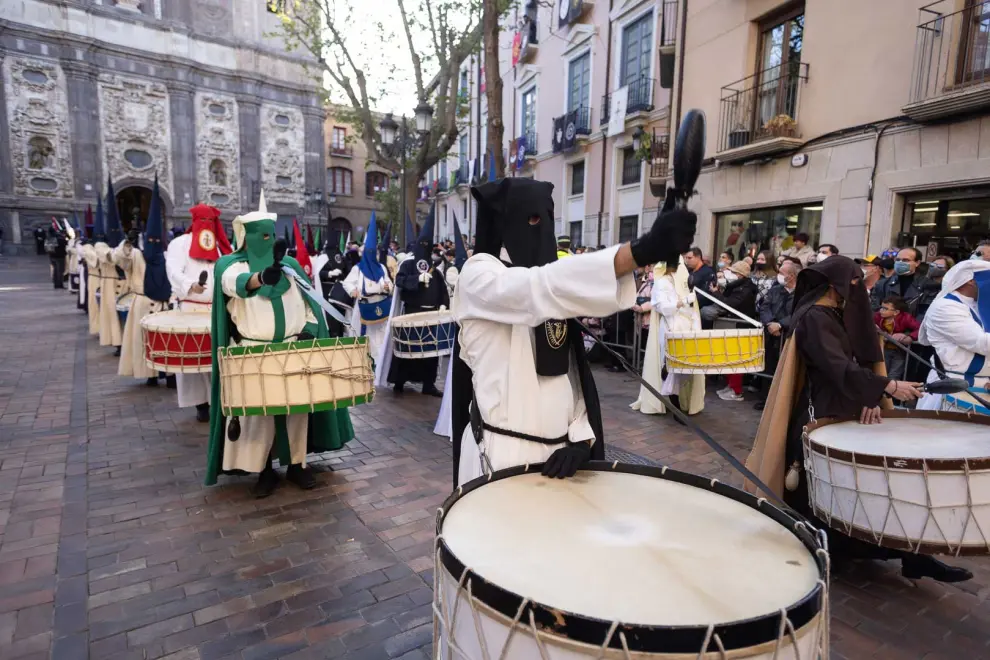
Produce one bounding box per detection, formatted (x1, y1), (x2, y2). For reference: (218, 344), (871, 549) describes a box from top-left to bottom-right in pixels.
(469, 394), (569, 446)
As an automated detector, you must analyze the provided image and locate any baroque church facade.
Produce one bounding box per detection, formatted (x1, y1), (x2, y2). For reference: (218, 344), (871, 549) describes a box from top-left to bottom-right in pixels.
(0, 0), (326, 253)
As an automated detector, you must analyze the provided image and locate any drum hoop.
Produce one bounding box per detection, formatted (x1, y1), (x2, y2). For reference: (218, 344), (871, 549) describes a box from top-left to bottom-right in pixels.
(140, 311), (212, 333)
(393, 310), (455, 327)
(804, 409), (990, 471)
(666, 329), (763, 338)
(220, 335), (367, 358)
(436, 461), (827, 654)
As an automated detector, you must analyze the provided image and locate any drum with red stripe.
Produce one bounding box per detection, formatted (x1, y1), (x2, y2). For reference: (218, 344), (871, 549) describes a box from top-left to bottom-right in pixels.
(140, 310), (212, 373)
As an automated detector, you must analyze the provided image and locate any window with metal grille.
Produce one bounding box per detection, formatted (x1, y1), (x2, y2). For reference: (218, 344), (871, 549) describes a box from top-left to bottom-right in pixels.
(570, 161), (585, 196)
(618, 215), (638, 243)
(621, 13), (654, 86)
(568, 52), (591, 113)
(328, 167), (353, 196)
(366, 172), (388, 197)
(569, 221), (582, 247)
(621, 147), (640, 186)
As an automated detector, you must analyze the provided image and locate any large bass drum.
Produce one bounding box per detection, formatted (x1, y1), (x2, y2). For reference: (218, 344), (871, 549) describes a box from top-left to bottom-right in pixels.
(435, 463), (829, 659)
(804, 410), (990, 556)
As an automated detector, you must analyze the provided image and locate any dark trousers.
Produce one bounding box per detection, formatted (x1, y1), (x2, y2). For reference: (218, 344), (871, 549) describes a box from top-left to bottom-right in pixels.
(759, 332), (784, 399)
(51, 258), (65, 288)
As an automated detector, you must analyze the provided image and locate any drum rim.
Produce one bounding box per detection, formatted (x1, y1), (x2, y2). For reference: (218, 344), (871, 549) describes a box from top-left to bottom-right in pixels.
(219, 335), (367, 358)
(804, 409), (990, 470)
(140, 310), (212, 331)
(392, 310), (455, 326)
(436, 461), (827, 654)
(665, 329), (763, 338)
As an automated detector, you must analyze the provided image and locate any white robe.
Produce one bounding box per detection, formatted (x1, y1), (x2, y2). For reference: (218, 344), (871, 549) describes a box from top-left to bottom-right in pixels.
(433, 350), (454, 439)
(917, 292), (989, 411)
(95, 243), (124, 347)
(220, 262), (318, 472)
(165, 234), (215, 407)
(342, 266), (394, 371)
(83, 244), (100, 335)
(452, 246), (636, 486)
(113, 244), (167, 379)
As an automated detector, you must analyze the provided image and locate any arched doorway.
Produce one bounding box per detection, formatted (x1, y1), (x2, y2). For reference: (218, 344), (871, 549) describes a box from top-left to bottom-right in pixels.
(116, 185), (156, 232)
(330, 217), (352, 234)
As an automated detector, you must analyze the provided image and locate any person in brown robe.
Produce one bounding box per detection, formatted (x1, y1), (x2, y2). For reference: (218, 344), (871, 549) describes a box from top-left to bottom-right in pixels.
(746, 255), (972, 583)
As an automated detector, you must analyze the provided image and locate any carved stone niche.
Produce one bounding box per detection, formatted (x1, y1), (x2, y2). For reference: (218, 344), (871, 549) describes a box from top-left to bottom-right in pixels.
(261, 104), (304, 206)
(195, 92), (241, 210)
(115, 0), (142, 12)
(98, 73), (174, 198)
(3, 57), (75, 199)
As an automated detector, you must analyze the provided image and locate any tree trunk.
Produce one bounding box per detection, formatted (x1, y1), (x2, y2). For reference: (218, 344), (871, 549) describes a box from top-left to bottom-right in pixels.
(402, 177), (420, 247)
(483, 0), (506, 179)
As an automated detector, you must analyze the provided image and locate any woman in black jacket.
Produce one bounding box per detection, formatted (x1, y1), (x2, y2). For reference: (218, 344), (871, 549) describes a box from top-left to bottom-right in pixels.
(706, 261), (758, 401)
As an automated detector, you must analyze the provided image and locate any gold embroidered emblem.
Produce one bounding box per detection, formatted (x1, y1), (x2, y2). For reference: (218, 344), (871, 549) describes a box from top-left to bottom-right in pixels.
(545, 320), (567, 350)
(197, 229), (216, 251)
(375, 305), (383, 317)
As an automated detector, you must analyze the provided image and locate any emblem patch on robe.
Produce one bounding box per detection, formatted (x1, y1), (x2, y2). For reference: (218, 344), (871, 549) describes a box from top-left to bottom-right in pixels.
(545, 319), (568, 350)
(416, 259), (429, 274)
(197, 229), (216, 252)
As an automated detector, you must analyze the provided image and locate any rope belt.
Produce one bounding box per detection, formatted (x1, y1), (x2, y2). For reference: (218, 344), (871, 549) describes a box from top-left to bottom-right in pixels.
(470, 393), (568, 446)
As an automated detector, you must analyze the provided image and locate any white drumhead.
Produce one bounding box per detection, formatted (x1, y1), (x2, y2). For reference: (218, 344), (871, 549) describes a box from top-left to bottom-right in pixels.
(809, 418), (990, 459)
(442, 471), (818, 627)
(141, 310), (212, 333)
(392, 310), (453, 328)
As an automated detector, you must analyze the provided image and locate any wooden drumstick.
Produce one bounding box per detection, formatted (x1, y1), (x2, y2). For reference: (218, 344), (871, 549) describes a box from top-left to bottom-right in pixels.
(198, 271), (208, 287)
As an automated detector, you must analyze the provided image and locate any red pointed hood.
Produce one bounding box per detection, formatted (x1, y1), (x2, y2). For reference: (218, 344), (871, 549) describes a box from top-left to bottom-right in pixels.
(188, 204), (232, 261)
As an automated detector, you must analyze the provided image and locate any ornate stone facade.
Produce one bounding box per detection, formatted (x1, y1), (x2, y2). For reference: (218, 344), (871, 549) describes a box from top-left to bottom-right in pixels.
(195, 93), (241, 210)
(3, 57), (74, 199)
(98, 74), (174, 196)
(261, 103), (305, 206)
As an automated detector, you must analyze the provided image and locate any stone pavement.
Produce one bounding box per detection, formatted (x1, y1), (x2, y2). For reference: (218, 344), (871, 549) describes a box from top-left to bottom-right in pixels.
(0, 255), (987, 660)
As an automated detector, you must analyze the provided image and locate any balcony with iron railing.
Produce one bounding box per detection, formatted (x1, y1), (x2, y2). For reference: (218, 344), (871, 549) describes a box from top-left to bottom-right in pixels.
(552, 107), (593, 152)
(904, 0), (990, 120)
(716, 62), (808, 162)
(455, 163), (470, 188)
(660, 0), (678, 50)
(601, 77), (656, 126)
(329, 144), (353, 158)
(648, 129), (671, 189)
(524, 131), (538, 156)
(517, 19), (539, 64)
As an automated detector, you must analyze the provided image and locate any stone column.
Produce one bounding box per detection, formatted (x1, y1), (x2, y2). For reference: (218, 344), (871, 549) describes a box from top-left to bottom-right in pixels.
(237, 95), (261, 210)
(168, 78), (196, 214)
(62, 57), (103, 202)
(302, 102), (327, 226)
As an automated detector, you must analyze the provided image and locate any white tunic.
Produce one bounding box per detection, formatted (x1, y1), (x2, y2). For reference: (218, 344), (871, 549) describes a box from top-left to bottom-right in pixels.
(342, 267), (393, 366)
(917, 292), (989, 410)
(220, 262), (318, 473)
(113, 244), (167, 379)
(95, 243), (123, 347)
(452, 246), (636, 486)
(165, 234), (215, 407)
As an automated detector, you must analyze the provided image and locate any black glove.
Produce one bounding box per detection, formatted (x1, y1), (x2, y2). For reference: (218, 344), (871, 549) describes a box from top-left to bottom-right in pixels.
(260, 265), (282, 286)
(630, 198), (697, 268)
(542, 441), (592, 479)
(296, 330), (314, 341)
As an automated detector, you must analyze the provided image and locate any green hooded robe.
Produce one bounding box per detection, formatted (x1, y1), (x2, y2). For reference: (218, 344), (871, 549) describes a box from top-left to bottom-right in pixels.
(205, 252), (355, 486)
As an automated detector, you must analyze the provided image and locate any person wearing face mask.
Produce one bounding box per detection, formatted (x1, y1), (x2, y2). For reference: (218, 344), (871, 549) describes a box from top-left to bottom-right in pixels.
(450, 177), (696, 486)
(754, 259), (800, 410)
(817, 243), (839, 262)
(701, 261), (758, 401)
(917, 259), (990, 415)
(855, 255), (883, 310)
(751, 250), (778, 307)
(746, 256), (972, 583)
(873, 247), (929, 319)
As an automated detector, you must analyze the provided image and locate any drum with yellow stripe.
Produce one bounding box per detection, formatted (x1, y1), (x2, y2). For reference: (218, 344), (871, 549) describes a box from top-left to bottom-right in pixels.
(665, 328), (765, 375)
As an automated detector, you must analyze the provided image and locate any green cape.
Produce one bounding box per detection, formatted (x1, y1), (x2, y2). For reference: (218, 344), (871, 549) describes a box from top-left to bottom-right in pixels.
(205, 253), (355, 486)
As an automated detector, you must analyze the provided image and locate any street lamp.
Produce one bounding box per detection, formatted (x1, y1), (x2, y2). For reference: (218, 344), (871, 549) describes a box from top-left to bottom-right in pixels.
(632, 126), (645, 153)
(380, 103), (435, 247)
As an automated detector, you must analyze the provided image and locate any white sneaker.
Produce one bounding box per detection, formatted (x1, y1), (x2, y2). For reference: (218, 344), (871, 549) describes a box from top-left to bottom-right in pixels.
(717, 389), (744, 402)
(715, 386), (730, 396)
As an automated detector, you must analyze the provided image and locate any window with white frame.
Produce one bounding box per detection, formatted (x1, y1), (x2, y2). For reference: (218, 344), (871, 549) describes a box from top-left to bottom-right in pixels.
(621, 12), (654, 86)
(570, 161), (585, 196)
(328, 167), (353, 196)
(568, 52), (591, 113)
(521, 87), (537, 140)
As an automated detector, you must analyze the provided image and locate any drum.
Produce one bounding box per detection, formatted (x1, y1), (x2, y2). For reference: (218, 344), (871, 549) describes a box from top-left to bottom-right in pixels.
(435, 464), (829, 659)
(217, 337), (375, 417)
(140, 310), (212, 374)
(665, 328), (764, 375)
(116, 292), (135, 326)
(391, 310), (456, 359)
(945, 387), (990, 416)
(803, 410), (990, 555)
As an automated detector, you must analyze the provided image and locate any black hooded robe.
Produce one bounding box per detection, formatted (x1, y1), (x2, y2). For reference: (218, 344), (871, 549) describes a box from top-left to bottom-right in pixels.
(387, 257), (450, 387)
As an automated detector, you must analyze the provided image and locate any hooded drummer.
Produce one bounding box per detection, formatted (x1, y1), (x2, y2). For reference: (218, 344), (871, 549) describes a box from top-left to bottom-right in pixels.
(450, 178), (697, 487)
(165, 203), (233, 422)
(205, 195), (355, 497)
(342, 213), (394, 362)
(311, 232), (354, 337)
(384, 203), (449, 397)
(745, 256), (972, 583)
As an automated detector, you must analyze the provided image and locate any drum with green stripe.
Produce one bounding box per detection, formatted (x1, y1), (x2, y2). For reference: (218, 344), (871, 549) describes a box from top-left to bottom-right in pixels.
(218, 337), (374, 417)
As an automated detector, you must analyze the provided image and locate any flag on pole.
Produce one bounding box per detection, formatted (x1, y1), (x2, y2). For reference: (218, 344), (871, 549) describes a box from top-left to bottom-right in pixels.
(292, 218), (313, 280)
(404, 211), (415, 250)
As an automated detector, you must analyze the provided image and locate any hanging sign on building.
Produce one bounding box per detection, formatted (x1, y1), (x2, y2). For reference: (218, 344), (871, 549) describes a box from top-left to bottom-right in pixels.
(558, 0), (584, 28)
(607, 86), (628, 138)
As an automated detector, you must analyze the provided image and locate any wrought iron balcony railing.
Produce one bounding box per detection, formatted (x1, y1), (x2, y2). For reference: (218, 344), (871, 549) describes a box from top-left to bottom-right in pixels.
(329, 144), (353, 157)
(601, 77), (656, 125)
(660, 0), (678, 48)
(649, 129), (670, 179)
(717, 62), (808, 153)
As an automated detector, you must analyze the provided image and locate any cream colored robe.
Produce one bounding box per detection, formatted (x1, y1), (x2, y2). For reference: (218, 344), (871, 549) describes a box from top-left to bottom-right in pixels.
(95, 243), (123, 347)
(342, 266), (393, 364)
(114, 244), (167, 379)
(83, 244), (100, 335)
(165, 233), (215, 407)
(220, 262), (318, 473)
(452, 246), (637, 486)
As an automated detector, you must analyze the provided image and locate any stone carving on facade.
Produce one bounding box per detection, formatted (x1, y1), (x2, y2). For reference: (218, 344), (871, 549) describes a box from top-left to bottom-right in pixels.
(114, 0), (142, 12)
(98, 73), (174, 198)
(195, 92), (241, 210)
(192, 0), (232, 35)
(2, 57), (74, 199)
(261, 103), (304, 206)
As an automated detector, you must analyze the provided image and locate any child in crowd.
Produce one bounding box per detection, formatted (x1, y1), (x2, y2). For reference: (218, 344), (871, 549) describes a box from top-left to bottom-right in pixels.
(874, 295), (920, 380)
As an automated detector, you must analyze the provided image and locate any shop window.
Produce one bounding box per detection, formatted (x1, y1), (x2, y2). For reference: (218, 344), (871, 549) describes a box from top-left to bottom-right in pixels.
(902, 196), (990, 264)
(714, 203), (823, 262)
(569, 221), (582, 248)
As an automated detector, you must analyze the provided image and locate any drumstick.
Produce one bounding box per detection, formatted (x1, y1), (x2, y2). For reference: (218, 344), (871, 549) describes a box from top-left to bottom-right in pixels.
(198, 271), (208, 287)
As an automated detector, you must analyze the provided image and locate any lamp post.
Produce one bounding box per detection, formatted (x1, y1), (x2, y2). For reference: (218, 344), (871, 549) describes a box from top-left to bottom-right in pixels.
(379, 103), (434, 247)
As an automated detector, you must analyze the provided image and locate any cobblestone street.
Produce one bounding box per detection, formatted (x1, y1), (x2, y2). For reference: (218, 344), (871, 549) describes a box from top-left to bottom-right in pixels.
(0, 255), (988, 660)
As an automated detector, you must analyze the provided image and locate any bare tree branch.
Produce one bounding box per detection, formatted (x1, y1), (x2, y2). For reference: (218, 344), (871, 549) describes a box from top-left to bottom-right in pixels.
(396, 0), (425, 101)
